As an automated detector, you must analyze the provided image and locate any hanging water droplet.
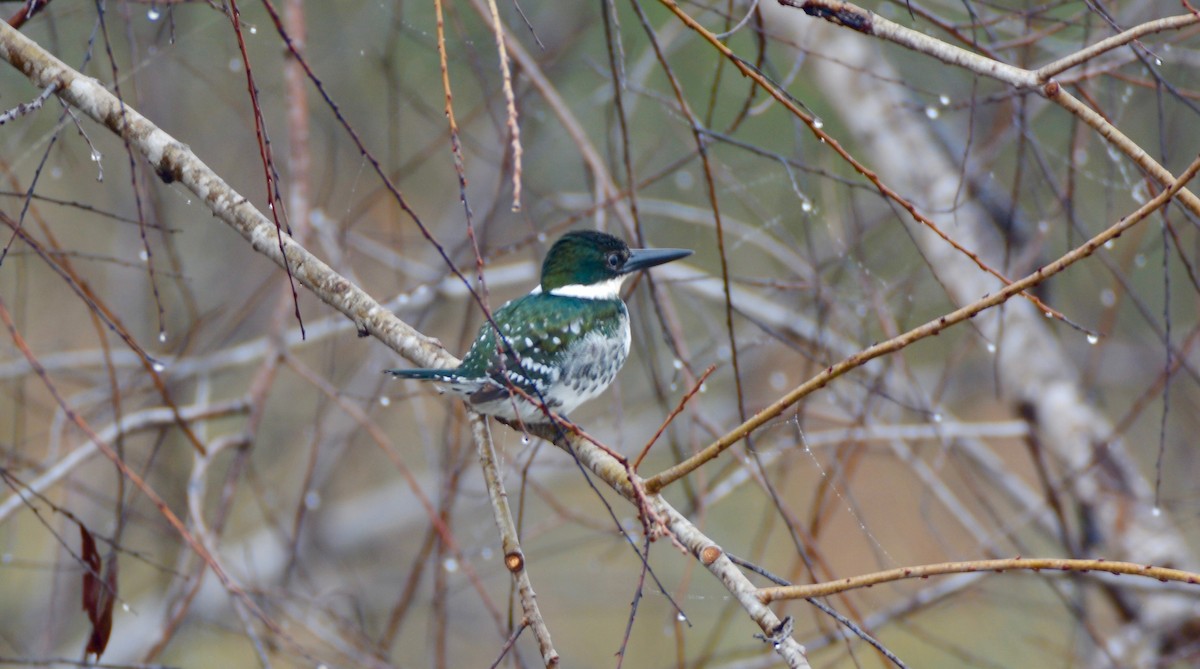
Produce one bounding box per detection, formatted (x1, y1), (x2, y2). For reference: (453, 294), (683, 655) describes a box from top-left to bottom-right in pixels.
(1045, 311), (1054, 319)
(147, 6), (161, 21)
(152, 362), (166, 372)
(1131, 180), (1149, 204)
(1104, 239), (1115, 250)
(139, 250), (149, 262)
(938, 94), (950, 106)
(676, 612), (687, 622)
(931, 412), (943, 423)
(379, 396), (391, 406)
(770, 371), (787, 390)
(672, 359), (683, 370)
(986, 342), (996, 354)
(521, 435), (530, 445)
(1152, 506), (1162, 517)
(924, 106), (939, 119)
(800, 200), (813, 213)
(811, 117), (824, 129)
(1154, 57), (1163, 66)
(674, 170), (694, 191)
(158, 331), (167, 343)
(90, 149), (102, 163)
(443, 558), (459, 573)
(249, 26), (257, 35)
(1086, 333), (1099, 345)
(698, 383), (707, 393)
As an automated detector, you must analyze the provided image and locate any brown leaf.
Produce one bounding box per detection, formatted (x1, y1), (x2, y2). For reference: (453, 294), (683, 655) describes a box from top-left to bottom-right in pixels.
(79, 524), (117, 658)
(80, 525), (100, 619)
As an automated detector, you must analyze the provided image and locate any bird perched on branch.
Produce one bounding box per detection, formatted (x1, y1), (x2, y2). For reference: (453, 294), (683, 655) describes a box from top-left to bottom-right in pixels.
(386, 231), (692, 423)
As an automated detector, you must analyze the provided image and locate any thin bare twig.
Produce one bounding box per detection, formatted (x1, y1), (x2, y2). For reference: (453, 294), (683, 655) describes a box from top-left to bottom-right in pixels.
(632, 364), (715, 470)
(480, 0), (522, 211)
(0, 82), (55, 124)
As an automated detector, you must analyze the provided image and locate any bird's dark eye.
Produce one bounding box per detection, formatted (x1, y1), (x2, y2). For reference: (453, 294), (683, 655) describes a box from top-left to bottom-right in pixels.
(606, 253), (621, 268)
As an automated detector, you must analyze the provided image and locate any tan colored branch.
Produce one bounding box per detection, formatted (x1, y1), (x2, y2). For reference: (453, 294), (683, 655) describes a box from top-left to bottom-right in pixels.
(759, 557), (1200, 603)
(472, 417), (559, 667)
(480, 0), (522, 211)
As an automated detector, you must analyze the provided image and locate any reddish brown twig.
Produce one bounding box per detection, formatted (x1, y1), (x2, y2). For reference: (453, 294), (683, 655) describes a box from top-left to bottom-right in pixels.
(633, 364), (716, 471)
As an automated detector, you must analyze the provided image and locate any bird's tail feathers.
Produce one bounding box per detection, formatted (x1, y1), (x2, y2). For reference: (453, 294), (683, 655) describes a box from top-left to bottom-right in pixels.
(384, 368), (454, 380)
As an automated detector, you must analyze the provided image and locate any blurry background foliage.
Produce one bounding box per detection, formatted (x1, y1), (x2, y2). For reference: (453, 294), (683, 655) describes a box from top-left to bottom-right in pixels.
(1, 1), (1199, 667)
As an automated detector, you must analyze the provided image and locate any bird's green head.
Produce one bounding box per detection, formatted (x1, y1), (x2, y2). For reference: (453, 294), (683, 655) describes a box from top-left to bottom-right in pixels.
(540, 231), (692, 296)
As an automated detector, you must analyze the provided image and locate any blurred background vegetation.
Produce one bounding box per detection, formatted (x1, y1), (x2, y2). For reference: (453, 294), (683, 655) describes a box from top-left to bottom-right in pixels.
(1, 1), (1199, 667)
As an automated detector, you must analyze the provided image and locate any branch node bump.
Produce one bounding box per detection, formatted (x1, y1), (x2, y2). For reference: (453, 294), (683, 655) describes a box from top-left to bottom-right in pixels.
(504, 550), (525, 573)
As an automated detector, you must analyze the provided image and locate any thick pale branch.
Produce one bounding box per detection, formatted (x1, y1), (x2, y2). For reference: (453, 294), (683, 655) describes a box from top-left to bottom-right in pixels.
(784, 0), (1036, 85)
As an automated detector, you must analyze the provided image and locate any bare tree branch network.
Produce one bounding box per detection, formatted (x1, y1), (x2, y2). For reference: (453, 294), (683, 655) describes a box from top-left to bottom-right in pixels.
(1, 1), (1199, 667)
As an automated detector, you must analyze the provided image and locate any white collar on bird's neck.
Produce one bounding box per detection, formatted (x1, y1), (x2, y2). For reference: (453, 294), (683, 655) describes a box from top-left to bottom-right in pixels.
(529, 275), (627, 300)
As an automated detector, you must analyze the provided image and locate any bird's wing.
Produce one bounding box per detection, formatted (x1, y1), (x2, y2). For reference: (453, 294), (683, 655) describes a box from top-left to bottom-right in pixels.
(458, 294), (623, 405)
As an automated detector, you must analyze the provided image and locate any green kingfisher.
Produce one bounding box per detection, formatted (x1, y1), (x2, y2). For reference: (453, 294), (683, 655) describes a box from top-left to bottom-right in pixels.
(385, 231), (692, 423)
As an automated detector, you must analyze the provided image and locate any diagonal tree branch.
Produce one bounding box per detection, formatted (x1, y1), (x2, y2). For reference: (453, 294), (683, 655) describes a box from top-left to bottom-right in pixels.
(0, 19), (811, 668)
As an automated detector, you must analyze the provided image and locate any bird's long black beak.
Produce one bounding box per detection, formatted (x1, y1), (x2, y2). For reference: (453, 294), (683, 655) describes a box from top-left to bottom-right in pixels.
(622, 246), (693, 273)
